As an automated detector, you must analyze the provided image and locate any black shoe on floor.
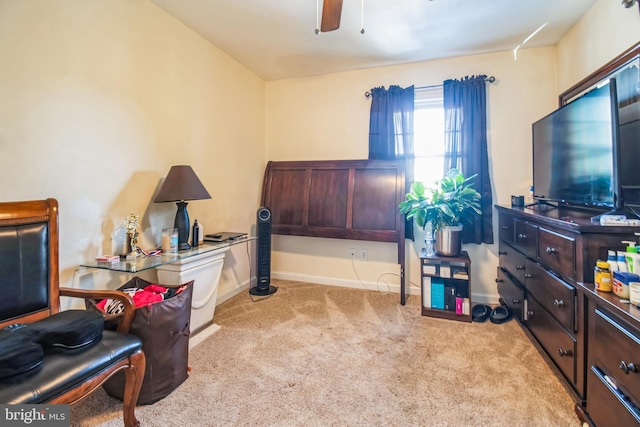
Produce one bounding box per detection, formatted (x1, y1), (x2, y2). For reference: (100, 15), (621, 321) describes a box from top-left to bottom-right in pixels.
(471, 304), (492, 323)
(489, 305), (513, 324)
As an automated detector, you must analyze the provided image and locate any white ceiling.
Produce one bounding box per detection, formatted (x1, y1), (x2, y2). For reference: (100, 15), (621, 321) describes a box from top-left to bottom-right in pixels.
(150, 0), (597, 81)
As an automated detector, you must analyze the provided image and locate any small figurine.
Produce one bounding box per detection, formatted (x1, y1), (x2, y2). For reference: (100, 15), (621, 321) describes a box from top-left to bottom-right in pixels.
(124, 213), (140, 257)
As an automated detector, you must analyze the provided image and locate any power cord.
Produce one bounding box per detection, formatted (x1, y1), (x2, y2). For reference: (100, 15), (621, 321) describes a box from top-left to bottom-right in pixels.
(348, 256), (403, 294)
(349, 254), (422, 295)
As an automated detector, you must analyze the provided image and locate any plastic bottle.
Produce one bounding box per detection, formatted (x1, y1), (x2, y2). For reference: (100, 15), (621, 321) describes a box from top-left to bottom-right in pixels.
(594, 260), (612, 292)
(197, 222), (204, 244)
(192, 219), (200, 248)
(617, 251), (629, 272)
(607, 250), (619, 271)
(623, 241), (639, 274)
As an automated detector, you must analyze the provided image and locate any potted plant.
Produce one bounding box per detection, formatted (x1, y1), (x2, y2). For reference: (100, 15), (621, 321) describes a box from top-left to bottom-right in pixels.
(398, 168), (481, 256)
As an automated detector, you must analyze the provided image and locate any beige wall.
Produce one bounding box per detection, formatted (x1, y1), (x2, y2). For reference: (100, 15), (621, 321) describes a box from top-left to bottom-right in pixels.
(0, 0), (266, 302)
(266, 48), (558, 302)
(557, 0), (640, 93)
(1, 0), (635, 307)
(264, 0), (639, 303)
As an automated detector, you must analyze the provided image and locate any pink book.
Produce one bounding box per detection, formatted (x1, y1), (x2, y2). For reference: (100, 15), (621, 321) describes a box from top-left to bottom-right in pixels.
(455, 297), (463, 315)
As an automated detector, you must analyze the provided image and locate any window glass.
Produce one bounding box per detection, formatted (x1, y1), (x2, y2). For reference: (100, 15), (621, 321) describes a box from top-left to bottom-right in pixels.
(414, 87), (444, 186)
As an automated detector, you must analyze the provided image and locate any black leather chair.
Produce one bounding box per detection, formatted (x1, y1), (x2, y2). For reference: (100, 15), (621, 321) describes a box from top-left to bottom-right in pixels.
(0, 199), (146, 427)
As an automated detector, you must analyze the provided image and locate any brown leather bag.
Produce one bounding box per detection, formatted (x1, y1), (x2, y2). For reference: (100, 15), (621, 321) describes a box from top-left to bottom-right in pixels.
(99, 277), (194, 405)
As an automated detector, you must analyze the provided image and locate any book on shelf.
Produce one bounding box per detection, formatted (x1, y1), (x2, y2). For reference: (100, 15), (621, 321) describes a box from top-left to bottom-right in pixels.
(422, 276), (431, 308)
(462, 298), (470, 315)
(444, 285), (456, 311)
(423, 264), (437, 275)
(431, 279), (445, 310)
(455, 297), (463, 315)
(440, 266), (451, 278)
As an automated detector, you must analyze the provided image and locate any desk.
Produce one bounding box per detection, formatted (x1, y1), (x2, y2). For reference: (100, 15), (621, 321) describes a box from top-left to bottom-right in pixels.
(81, 239), (254, 348)
(80, 241), (231, 273)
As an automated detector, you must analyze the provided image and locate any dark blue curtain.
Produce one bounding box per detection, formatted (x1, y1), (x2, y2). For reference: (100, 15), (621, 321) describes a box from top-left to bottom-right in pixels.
(368, 85), (415, 239)
(368, 85), (415, 161)
(443, 75), (494, 244)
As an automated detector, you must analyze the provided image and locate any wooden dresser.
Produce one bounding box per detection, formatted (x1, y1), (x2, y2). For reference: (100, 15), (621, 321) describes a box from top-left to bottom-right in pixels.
(579, 283), (640, 426)
(495, 205), (640, 425)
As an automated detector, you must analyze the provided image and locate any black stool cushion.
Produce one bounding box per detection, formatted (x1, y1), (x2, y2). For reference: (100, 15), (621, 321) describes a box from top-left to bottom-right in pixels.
(0, 330), (142, 403)
(0, 310), (105, 380)
(0, 330), (43, 380)
(25, 310), (104, 350)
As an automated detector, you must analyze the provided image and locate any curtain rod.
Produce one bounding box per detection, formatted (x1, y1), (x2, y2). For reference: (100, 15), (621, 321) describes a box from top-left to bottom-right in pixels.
(364, 75), (496, 98)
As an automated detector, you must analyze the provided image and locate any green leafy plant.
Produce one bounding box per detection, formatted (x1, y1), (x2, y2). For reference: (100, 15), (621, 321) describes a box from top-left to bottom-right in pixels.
(398, 168), (482, 231)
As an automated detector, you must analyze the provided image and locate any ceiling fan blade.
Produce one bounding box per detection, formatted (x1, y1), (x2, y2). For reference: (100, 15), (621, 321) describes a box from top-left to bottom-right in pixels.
(320, 0), (343, 32)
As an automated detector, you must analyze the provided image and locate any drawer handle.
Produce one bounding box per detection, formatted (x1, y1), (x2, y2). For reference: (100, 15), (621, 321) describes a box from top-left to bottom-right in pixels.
(524, 273), (533, 279)
(501, 225), (509, 230)
(619, 361), (639, 374)
(512, 298), (521, 304)
(518, 233), (527, 240)
(527, 310), (534, 317)
(516, 265), (525, 271)
(498, 251), (507, 255)
(545, 247), (557, 255)
(558, 348), (572, 357)
(495, 278), (504, 283)
(553, 299), (565, 307)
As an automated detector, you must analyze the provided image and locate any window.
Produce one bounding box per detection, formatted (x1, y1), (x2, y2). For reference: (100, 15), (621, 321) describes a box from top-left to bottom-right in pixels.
(414, 86), (445, 186)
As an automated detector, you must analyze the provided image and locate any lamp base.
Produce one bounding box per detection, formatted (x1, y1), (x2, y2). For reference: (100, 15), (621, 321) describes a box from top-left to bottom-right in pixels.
(174, 201), (191, 250)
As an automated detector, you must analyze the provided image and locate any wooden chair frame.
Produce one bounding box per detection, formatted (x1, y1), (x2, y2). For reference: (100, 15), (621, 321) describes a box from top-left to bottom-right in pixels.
(0, 199), (145, 427)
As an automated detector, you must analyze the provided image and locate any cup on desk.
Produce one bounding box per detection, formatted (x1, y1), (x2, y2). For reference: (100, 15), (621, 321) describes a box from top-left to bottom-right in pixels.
(162, 228), (178, 253)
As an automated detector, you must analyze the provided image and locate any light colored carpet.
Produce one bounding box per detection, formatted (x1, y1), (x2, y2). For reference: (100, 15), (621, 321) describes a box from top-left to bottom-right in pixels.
(71, 280), (580, 426)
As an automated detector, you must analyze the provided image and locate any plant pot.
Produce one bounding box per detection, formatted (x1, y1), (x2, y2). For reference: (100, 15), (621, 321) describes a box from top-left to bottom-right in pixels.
(435, 225), (463, 256)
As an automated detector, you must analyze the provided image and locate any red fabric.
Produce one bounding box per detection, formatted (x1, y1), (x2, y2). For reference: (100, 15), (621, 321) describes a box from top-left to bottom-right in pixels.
(144, 284), (167, 294)
(132, 289), (164, 307)
(97, 285), (168, 311)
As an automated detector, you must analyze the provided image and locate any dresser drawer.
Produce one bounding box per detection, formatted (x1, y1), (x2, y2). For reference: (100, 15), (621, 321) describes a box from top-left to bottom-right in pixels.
(592, 308), (640, 406)
(499, 214), (514, 245)
(527, 296), (576, 384)
(514, 220), (538, 258)
(538, 227), (576, 280)
(499, 242), (526, 284)
(587, 366), (640, 427)
(525, 260), (575, 332)
(496, 267), (524, 322)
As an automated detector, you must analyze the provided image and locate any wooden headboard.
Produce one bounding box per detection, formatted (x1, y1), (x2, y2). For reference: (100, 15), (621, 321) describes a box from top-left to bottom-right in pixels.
(260, 159), (407, 304)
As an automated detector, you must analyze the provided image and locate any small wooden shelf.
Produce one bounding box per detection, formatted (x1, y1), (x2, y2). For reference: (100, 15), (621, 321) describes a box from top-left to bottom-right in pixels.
(420, 250), (472, 323)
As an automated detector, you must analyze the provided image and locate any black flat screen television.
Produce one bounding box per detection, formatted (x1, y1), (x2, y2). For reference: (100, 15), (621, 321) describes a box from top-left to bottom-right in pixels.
(532, 78), (621, 210)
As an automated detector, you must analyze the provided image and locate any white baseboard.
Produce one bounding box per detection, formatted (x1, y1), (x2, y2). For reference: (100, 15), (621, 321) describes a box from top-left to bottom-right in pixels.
(271, 271), (500, 305)
(215, 272), (500, 306)
(189, 323), (221, 350)
(272, 271), (420, 296)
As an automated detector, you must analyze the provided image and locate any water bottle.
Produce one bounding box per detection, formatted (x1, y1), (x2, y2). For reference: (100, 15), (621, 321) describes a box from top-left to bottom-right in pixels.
(424, 223), (435, 256)
(192, 219), (200, 248)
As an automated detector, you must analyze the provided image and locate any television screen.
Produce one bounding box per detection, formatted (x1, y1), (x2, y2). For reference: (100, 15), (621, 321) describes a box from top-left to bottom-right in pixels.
(532, 79), (619, 208)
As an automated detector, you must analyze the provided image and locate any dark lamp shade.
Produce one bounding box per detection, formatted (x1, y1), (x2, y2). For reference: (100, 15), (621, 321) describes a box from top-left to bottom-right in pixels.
(154, 165), (211, 202)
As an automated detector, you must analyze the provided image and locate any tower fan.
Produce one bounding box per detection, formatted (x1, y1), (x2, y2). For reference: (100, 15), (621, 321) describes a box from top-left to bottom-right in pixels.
(250, 207), (277, 296)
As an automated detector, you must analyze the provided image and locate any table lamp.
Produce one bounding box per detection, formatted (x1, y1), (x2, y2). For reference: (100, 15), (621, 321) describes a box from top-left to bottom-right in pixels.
(154, 165), (211, 250)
